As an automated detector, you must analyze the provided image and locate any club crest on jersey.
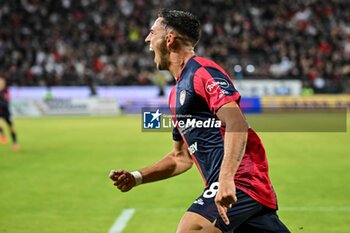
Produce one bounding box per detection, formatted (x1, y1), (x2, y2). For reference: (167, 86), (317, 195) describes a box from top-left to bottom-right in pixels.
(205, 77), (230, 94)
(179, 90), (186, 106)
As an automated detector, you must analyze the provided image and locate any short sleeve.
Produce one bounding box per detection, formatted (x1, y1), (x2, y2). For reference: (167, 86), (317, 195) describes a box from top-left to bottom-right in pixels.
(193, 67), (241, 113)
(172, 127), (183, 141)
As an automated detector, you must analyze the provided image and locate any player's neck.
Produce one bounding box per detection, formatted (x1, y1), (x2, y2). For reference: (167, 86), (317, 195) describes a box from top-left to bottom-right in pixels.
(168, 48), (195, 79)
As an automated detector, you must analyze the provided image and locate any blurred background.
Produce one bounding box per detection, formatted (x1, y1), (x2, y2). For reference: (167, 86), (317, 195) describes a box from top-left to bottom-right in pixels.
(1, 0), (350, 87)
(1, 0), (349, 116)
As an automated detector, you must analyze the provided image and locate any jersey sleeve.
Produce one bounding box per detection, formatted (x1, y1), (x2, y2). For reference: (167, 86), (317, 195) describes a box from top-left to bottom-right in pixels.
(172, 127), (183, 141)
(193, 67), (241, 113)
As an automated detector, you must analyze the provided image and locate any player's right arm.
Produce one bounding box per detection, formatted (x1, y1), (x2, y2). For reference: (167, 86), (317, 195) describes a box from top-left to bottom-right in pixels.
(109, 140), (193, 192)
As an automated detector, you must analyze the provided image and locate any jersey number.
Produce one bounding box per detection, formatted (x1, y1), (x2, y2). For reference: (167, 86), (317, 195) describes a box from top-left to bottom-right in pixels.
(203, 182), (219, 198)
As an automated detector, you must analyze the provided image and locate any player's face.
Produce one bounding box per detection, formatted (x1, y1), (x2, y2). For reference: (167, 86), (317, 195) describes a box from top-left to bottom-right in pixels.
(145, 18), (170, 70)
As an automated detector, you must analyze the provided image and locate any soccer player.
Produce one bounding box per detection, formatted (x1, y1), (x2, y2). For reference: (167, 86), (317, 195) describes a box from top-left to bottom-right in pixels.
(109, 9), (290, 232)
(0, 76), (20, 152)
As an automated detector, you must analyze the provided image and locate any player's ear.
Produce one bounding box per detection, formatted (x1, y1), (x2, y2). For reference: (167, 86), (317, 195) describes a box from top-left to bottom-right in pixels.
(165, 32), (178, 51)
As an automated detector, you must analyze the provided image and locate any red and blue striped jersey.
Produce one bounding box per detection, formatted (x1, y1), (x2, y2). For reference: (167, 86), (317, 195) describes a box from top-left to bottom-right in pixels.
(169, 56), (277, 210)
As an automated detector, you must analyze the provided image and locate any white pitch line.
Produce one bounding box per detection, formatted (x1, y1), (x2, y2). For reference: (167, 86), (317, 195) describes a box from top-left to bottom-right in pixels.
(108, 208), (135, 233)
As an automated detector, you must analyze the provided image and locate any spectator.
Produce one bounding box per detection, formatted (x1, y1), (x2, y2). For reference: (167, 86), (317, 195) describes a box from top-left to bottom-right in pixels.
(0, 0), (349, 93)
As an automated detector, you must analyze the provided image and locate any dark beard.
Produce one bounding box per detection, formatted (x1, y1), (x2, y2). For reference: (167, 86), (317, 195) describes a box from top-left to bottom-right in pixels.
(157, 39), (170, 70)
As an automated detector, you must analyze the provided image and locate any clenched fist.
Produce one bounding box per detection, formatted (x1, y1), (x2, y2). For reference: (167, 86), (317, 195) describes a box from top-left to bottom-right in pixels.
(109, 169), (136, 192)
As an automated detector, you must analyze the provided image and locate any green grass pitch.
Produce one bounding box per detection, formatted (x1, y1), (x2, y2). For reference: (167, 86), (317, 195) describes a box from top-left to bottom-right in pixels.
(0, 114), (349, 233)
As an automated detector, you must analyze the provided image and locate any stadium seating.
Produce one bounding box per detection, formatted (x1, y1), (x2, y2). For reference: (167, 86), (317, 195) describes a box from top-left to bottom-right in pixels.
(0, 0), (349, 93)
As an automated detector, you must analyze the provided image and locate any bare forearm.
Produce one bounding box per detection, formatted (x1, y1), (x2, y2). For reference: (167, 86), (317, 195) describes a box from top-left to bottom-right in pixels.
(139, 151), (193, 184)
(216, 102), (248, 182)
(219, 131), (247, 181)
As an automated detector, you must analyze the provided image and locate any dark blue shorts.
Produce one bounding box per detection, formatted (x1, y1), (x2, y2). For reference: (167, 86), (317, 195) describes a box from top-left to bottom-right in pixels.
(0, 106), (12, 125)
(188, 185), (290, 233)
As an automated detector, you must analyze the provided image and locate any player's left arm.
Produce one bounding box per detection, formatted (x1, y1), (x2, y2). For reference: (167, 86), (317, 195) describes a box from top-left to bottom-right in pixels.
(215, 101), (248, 225)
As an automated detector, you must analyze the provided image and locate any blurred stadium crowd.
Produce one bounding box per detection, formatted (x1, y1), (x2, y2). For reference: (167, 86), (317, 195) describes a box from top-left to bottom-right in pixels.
(0, 0), (349, 93)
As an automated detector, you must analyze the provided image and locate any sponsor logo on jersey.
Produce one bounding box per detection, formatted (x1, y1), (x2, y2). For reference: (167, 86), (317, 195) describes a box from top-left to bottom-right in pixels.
(188, 141), (198, 154)
(205, 77), (230, 94)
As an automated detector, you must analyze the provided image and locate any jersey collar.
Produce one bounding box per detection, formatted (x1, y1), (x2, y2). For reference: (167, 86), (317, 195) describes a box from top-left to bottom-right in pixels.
(175, 55), (196, 82)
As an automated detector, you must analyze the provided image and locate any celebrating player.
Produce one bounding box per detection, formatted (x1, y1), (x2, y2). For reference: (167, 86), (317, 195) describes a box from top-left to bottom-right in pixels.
(0, 77), (20, 152)
(109, 9), (289, 232)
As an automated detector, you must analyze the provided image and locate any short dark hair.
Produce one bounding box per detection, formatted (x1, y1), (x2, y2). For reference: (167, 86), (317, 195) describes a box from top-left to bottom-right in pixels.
(158, 9), (201, 46)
